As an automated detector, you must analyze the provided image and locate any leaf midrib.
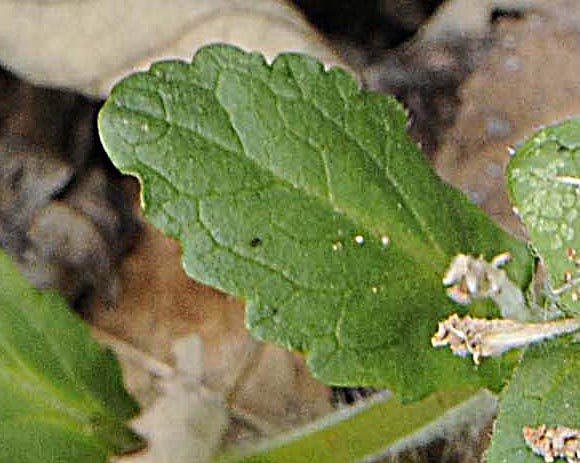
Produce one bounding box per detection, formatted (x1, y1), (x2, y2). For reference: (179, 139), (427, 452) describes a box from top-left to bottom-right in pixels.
(115, 71), (447, 273)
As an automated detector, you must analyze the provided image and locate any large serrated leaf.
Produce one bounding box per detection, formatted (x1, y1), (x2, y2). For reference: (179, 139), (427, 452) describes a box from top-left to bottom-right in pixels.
(98, 44), (532, 400)
(486, 338), (580, 463)
(0, 250), (143, 463)
(507, 118), (580, 311)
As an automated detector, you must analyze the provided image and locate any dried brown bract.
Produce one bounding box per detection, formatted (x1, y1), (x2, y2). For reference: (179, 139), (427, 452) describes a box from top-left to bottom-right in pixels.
(523, 424), (580, 463)
(431, 313), (580, 364)
(442, 252), (512, 305)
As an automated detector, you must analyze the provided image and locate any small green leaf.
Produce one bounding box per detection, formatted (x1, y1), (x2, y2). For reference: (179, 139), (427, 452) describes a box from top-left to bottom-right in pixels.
(99, 44), (532, 400)
(218, 387), (494, 463)
(486, 338), (580, 463)
(0, 250), (143, 462)
(507, 118), (580, 311)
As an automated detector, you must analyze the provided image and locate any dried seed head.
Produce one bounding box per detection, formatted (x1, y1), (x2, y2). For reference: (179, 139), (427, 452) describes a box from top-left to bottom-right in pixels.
(442, 252), (511, 305)
(523, 425), (580, 463)
(432, 314), (580, 364)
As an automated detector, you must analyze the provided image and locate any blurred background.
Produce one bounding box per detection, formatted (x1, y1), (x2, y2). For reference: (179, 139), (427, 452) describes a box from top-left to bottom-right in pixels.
(0, 1), (578, 461)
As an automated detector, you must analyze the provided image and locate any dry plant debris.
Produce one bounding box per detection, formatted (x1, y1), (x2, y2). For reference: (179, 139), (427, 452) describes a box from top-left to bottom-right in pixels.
(117, 334), (229, 463)
(523, 424), (580, 463)
(431, 313), (580, 364)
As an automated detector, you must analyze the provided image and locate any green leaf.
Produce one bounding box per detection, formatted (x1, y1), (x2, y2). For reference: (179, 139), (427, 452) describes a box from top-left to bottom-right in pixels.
(98, 43), (533, 400)
(507, 118), (580, 311)
(486, 338), (580, 463)
(218, 387), (495, 463)
(0, 249), (144, 463)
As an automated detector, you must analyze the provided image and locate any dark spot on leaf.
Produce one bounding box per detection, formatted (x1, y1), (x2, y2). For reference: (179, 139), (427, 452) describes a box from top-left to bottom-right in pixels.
(250, 237), (262, 247)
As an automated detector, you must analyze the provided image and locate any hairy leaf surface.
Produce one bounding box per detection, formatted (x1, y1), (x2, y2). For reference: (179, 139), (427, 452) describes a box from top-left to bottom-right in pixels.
(508, 118), (580, 311)
(486, 338), (580, 463)
(99, 44), (532, 400)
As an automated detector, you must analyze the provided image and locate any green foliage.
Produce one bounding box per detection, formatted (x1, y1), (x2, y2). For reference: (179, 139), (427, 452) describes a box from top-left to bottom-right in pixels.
(0, 249), (143, 463)
(507, 118), (580, 311)
(218, 387), (489, 463)
(486, 338), (580, 463)
(487, 117), (580, 462)
(98, 43), (533, 401)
